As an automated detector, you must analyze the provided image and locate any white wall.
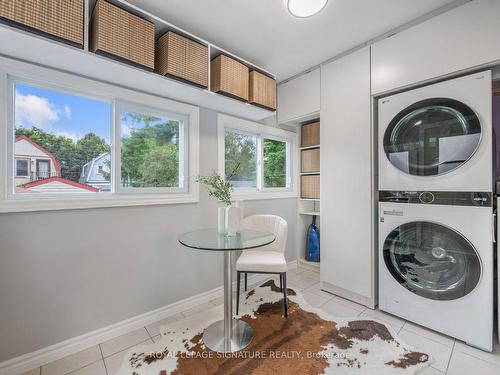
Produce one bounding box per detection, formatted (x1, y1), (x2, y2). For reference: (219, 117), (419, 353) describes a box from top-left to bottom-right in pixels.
(0, 108), (298, 362)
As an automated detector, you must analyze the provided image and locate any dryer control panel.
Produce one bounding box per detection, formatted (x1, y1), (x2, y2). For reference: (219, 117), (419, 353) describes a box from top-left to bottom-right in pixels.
(379, 191), (492, 207)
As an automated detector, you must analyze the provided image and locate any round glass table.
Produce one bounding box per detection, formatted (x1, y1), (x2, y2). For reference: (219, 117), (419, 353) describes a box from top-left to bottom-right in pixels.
(179, 229), (275, 353)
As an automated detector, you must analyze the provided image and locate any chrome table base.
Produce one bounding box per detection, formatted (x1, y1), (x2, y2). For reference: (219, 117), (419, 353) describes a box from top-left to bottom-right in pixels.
(202, 251), (254, 353)
(203, 319), (253, 352)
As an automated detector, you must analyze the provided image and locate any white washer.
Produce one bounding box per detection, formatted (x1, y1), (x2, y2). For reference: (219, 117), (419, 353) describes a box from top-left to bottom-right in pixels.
(379, 196), (493, 351)
(379, 71), (492, 192)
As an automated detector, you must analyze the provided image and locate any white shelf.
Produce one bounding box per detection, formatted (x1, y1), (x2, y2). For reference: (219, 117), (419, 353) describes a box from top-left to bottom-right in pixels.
(300, 172), (320, 175)
(299, 211), (320, 216)
(299, 258), (320, 272)
(299, 145), (320, 150)
(0, 25), (275, 121)
(299, 198), (320, 202)
(100, 0), (274, 77)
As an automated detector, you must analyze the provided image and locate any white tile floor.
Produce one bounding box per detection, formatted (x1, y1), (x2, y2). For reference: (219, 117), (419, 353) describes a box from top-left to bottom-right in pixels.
(22, 266), (500, 375)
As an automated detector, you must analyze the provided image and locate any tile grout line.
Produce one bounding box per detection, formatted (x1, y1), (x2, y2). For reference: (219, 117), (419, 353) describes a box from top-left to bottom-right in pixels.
(452, 344), (500, 368)
(101, 337), (154, 360)
(445, 340), (456, 374)
(397, 321), (406, 334)
(99, 344), (109, 375)
(144, 325), (155, 341)
(402, 326), (455, 348)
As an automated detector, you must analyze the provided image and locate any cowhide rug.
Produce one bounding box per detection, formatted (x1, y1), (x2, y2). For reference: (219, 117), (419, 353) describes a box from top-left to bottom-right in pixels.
(117, 280), (431, 374)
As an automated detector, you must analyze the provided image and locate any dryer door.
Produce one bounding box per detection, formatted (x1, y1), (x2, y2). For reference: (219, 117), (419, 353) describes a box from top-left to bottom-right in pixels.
(383, 98), (481, 176)
(383, 221), (481, 301)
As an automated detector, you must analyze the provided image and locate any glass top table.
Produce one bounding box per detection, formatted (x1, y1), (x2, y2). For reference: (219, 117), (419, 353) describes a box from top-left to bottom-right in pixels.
(179, 229), (275, 251)
(179, 228), (275, 353)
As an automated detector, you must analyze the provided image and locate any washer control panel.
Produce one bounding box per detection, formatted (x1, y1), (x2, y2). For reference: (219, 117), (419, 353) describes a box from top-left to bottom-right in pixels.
(379, 191), (492, 207)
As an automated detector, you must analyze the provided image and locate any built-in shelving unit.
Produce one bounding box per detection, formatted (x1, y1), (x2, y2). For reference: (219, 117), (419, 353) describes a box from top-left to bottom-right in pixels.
(297, 119), (320, 269)
(0, 0), (275, 121)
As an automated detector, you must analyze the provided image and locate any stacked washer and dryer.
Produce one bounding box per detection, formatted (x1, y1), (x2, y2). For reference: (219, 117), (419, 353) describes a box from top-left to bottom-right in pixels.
(378, 71), (494, 352)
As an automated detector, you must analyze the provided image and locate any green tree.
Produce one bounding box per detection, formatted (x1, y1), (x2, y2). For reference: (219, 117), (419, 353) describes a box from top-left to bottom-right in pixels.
(224, 131), (257, 187)
(120, 112), (180, 188)
(263, 139), (286, 187)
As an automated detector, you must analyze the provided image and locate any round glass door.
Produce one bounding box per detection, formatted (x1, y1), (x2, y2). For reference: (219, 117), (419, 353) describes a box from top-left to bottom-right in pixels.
(383, 98), (481, 176)
(383, 221), (481, 300)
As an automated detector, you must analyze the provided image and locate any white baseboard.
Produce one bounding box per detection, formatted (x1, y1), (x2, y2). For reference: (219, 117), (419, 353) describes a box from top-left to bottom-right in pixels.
(0, 260), (297, 375)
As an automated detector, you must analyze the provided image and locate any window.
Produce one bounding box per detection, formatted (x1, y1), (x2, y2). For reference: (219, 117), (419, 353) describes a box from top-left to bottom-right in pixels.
(218, 114), (297, 199)
(13, 83), (112, 194)
(0, 57), (199, 212)
(118, 106), (187, 191)
(16, 159), (29, 177)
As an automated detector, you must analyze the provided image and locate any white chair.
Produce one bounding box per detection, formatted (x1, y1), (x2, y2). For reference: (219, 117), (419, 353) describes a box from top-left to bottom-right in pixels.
(236, 214), (289, 317)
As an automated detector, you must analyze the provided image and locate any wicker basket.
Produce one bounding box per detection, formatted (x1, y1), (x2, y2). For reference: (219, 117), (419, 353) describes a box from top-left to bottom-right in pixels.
(0, 0), (84, 47)
(301, 122), (320, 147)
(90, 0), (155, 70)
(301, 175), (320, 199)
(156, 31), (208, 88)
(211, 55), (249, 101)
(301, 148), (320, 173)
(249, 70), (276, 110)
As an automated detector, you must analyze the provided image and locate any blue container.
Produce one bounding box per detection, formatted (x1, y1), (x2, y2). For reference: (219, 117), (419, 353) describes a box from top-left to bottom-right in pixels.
(306, 215), (320, 262)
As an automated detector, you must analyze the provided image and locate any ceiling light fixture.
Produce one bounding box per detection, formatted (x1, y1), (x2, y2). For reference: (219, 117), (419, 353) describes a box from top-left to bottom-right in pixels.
(287, 0), (328, 18)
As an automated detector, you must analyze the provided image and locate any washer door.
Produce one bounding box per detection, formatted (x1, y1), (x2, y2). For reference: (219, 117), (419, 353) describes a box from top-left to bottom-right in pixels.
(383, 98), (481, 176)
(383, 221), (481, 300)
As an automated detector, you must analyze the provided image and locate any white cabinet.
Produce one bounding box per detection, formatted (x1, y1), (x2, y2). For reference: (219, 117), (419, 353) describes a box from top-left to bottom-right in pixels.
(320, 46), (375, 308)
(277, 68), (320, 123)
(372, 0), (500, 95)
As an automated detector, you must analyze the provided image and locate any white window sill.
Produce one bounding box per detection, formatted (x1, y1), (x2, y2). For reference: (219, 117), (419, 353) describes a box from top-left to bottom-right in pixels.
(0, 194), (199, 213)
(231, 191), (298, 201)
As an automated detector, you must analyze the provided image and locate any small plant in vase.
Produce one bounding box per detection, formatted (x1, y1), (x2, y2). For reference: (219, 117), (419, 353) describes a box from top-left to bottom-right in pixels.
(195, 171), (242, 236)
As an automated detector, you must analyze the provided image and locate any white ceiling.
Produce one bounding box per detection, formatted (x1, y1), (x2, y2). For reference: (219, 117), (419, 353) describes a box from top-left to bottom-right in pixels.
(128, 0), (462, 82)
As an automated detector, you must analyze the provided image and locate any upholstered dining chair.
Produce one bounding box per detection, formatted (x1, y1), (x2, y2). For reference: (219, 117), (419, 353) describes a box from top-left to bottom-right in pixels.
(236, 214), (289, 317)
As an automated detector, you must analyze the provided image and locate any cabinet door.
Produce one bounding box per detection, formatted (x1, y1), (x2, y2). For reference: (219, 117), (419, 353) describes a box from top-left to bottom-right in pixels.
(372, 0), (500, 95)
(277, 68), (320, 123)
(320, 46), (374, 306)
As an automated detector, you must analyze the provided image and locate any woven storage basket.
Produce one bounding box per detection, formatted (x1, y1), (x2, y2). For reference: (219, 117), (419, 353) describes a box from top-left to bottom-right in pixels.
(301, 148), (320, 173)
(90, 0), (155, 70)
(0, 0), (84, 47)
(301, 175), (320, 199)
(211, 55), (249, 101)
(249, 70), (276, 110)
(156, 31), (208, 88)
(301, 122), (320, 147)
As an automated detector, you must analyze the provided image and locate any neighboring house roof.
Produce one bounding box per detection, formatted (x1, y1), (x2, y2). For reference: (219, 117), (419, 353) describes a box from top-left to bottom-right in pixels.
(22, 176), (99, 192)
(15, 135), (61, 175)
(80, 152), (110, 183)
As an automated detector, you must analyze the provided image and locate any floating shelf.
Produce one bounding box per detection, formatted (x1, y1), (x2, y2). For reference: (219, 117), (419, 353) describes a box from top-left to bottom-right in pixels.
(299, 144), (320, 150)
(299, 211), (321, 216)
(0, 18), (275, 121)
(300, 172), (320, 176)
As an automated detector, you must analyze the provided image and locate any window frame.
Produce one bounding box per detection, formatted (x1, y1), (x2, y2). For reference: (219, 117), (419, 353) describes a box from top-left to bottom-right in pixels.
(0, 56), (199, 213)
(217, 114), (298, 200)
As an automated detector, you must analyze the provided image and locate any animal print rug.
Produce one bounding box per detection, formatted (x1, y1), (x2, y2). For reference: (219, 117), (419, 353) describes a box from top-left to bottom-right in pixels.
(118, 280), (431, 374)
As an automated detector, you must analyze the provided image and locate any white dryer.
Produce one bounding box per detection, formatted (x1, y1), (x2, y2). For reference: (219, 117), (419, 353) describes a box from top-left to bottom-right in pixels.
(378, 71), (492, 192)
(379, 192), (493, 351)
